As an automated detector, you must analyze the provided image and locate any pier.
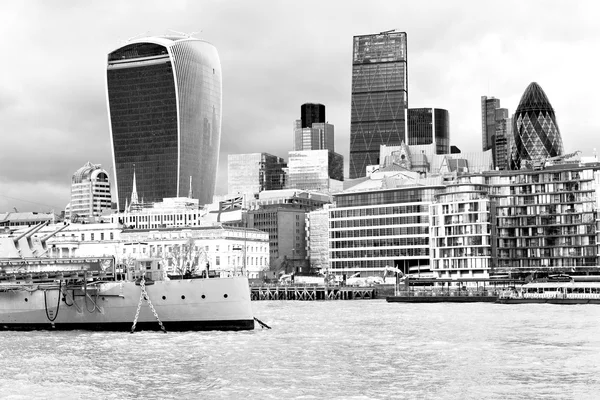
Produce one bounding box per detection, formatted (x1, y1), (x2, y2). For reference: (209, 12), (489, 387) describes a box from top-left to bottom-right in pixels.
(250, 285), (377, 301)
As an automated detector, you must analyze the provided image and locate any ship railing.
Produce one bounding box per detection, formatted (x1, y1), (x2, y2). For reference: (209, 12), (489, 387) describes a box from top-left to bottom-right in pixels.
(399, 289), (498, 297)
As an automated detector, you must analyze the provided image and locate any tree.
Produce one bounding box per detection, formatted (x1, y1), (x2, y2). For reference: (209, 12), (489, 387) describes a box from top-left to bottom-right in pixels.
(165, 238), (203, 278)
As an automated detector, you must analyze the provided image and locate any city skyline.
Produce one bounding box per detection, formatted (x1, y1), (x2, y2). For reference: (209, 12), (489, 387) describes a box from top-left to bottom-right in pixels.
(1, 0), (599, 212)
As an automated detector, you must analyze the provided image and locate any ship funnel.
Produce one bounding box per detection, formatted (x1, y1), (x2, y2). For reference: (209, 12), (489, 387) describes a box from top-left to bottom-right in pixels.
(40, 222), (70, 244)
(12, 221), (49, 243)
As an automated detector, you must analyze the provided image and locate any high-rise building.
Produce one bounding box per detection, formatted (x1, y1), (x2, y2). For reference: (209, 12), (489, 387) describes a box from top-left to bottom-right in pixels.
(300, 103), (325, 129)
(68, 162), (112, 221)
(481, 96), (509, 169)
(286, 150), (344, 192)
(481, 96), (500, 151)
(227, 153), (286, 196)
(406, 108), (450, 154)
(349, 30), (408, 179)
(291, 103), (343, 191)
(106, 35), (222, 210)
(494, 117), (512, 170)
(294, 120), (335, 152)
(510, 82), (564, 170)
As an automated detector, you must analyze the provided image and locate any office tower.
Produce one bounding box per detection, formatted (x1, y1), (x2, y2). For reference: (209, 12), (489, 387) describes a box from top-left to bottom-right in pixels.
(287, 150), (344, 192)
(406, 108), (450, 154)
(494, 117), (512, 170)
(349, 30), (408, 179)
(300, 103), (325, 128)
(227, 153), (286, 196)
(481, 96), (500, 151)
(68, 162), (112, 221)
(291, 103), (343, 191)
(106, 35), (222, 210)
(510, 82), (564, 170)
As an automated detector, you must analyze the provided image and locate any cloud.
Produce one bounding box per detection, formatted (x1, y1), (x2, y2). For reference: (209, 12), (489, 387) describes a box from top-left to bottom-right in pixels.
(1, 0), (600, 212)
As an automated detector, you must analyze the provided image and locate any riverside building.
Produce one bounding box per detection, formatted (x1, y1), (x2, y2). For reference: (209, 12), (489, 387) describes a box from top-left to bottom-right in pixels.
(106, 35), (222, 210)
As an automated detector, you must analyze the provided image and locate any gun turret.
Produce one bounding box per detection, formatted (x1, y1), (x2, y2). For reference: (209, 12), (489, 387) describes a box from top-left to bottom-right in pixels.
(40, 223), (70, 245)
(12, 221), (49, 244)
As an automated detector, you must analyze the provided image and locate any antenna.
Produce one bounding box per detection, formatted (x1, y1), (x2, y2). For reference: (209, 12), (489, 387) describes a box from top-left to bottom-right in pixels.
(167, 29), (188, 37)
(126, 32), (149, 42)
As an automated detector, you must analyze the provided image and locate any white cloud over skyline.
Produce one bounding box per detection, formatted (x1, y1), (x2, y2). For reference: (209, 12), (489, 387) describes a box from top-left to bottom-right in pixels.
(1, 0), (599, 213)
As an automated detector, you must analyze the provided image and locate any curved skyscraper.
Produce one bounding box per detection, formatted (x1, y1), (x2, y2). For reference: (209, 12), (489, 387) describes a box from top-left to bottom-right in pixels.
(510, 82), (563, 169)
(106, 35), (222, 210)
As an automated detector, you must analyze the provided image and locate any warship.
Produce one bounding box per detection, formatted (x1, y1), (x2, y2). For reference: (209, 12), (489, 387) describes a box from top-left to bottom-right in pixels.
(0, 222), (255, 331)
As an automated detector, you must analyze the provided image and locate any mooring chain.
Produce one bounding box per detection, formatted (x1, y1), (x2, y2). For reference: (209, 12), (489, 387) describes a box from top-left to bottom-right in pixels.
(131, 276), (167, 334)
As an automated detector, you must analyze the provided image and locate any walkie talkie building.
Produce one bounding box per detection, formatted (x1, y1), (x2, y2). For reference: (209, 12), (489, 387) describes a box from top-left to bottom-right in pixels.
(106, 35), (222, 210)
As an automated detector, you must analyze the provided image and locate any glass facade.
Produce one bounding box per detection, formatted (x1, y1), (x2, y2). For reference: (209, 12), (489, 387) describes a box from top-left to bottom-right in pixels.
(349, 31), (408, 179)
(510, 82), (564, 170)
(481, 97), (500, 151)
(300, 103), (325, 128)
(227, 153), (286, 195)
(107, 36), (222, 210)
(294, 122), (335, 152)
(407, 108), (449, 154)
(329, 186), (436, 274)
(287, 150), (343, 192)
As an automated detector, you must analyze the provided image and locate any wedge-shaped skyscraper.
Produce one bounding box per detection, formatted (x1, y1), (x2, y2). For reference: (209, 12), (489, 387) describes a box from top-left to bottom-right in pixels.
(106, 35), (222, 210)
(511, 82), (564, 169)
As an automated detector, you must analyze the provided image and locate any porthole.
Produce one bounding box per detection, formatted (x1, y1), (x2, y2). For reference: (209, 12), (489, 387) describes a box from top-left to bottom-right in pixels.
(201, 295), (206, 299)
(223, 294), (228, 298)
(181, 295), (186, 300)
(24, 298), (28, 302)
(162, 296), (166, 300)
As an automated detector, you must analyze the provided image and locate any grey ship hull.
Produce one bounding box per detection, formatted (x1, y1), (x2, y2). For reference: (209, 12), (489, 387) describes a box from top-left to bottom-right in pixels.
(0, 277), (254, 331)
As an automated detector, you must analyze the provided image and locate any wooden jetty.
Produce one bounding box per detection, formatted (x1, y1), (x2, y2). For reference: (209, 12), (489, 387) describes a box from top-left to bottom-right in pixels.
(250, 285), (377, 301)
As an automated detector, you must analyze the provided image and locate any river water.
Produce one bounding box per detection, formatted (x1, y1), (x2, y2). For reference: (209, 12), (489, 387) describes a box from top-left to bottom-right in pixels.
(1, 300), (599, 399)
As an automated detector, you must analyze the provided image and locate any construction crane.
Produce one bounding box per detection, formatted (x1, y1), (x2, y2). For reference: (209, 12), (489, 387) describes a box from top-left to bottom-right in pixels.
(532, 151), (581, 170)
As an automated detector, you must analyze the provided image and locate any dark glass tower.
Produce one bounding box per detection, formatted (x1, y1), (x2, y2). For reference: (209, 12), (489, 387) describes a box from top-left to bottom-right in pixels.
(349, 31), (408, 179)
(407, 108), (449, 154)
(510, 82), (564, 170)
(300, 103), (325, 128)
(106, 36), (222, 210)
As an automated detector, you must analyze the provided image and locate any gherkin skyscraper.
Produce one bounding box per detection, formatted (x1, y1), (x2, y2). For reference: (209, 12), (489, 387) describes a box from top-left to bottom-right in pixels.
(511, 82), (564, 170)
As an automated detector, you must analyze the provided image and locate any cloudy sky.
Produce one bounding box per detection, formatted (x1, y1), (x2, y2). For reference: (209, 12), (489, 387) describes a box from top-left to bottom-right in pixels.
(1, 0), (599, 213)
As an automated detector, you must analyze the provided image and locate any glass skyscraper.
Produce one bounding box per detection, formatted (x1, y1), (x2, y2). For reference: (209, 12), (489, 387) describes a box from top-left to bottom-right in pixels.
(227, 153), (286, 196)
(406, 108), (449, 154)
(106, 36), (222, 210)
(349, 31), (408, 179)
(510, 82), (564, 170)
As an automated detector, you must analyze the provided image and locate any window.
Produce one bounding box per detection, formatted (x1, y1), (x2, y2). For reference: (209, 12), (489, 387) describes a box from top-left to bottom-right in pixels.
(216, 256), (220, 266)
(100, 233), (104, 241)
(110, 232), (114, 240)
(91, 233), (95, 241)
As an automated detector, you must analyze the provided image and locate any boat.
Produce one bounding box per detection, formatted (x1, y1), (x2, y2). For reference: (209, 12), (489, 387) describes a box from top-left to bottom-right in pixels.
(385, 277), (520, 303)
(0, 222), (255, 331)
(496, 280), (600, 304)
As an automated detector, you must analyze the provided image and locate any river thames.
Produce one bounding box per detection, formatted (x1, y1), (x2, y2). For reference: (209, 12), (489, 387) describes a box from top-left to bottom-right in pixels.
(1, 300), (599, 399)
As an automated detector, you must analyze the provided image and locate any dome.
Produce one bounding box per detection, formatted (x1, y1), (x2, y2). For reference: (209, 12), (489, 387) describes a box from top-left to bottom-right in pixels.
(510, 82), (564, 169)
